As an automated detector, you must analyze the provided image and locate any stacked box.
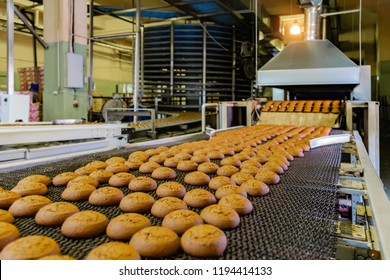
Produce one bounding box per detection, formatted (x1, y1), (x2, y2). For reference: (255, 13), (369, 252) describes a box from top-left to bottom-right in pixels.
(18, 66), (44, 99)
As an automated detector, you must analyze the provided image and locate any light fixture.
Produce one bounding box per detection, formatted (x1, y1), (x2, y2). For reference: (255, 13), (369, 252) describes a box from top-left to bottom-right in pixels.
(290, 21), (302, 35)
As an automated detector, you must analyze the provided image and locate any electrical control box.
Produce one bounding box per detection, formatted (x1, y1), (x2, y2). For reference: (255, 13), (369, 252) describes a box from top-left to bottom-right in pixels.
(0, 92), (30, 123)
(66, 52), (84, 88)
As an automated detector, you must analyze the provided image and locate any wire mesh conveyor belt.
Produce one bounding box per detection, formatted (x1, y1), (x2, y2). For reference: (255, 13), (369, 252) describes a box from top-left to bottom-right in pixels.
(0, 133), (342, 260)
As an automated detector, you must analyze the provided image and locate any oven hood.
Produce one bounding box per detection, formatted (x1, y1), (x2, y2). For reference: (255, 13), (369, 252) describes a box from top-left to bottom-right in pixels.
(257, 39), (360, 88)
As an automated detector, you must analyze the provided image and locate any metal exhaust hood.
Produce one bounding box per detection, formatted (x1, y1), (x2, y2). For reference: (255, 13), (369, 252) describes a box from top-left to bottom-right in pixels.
(257, 0), (360, 88)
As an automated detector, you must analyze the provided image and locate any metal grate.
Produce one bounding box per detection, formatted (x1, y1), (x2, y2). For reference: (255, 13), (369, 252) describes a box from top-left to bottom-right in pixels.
(0, 136), (341, 260)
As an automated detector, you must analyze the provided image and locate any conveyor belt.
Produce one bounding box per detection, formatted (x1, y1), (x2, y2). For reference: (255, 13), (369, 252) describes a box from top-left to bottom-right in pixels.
(0, 133), (341, 260)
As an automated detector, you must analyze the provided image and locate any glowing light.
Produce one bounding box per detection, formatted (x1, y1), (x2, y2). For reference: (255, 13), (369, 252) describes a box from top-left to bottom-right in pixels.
(290, 21), (302, 35)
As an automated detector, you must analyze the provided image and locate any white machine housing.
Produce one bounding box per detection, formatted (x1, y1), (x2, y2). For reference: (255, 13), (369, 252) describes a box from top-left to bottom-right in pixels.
(0, 92), (30, 123)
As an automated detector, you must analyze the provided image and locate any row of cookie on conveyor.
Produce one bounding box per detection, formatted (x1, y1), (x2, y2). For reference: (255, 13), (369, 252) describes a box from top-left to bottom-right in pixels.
(262, 100), (341, 113)
(0, 124), (332, 260)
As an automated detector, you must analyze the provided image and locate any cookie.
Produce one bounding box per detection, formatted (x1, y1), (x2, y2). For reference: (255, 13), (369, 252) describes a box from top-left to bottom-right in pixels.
(106, 213), (152, 240)
(89, 169), (113, 183)
(61, 210), (109, 238)
(128, 151), (149, 162)
(10, 182), (48, 197)
(207, 151), (225, 160)
(190, 154), (210, 164)
(105, 156), (126, 165)
(0, 222), (19, 250)
(162, 209), (203, 235)
(163, 157), (182, 168)
(35, 202), (80, 226)
(180, 224), (227, 258)
(17, 175), (52, 186)
(119, 192), (155, 213)
(220, 157), (241, 167)
(74, 165), (98, 176)
(255, 169), (280, 185)
(61, 183), (96, 201)
(197, 162), (219, 174)
(108, 172), (136, 187)
(151, 197), (188, 218)
(38, 254), (75, 260)
(0, 209), (14, 223)
(208, 176), (236, 191)
(200, 204), (240, 230)
(151, 167), (177, 180)
(105, 163), (130, 174)
(262, 162), (285, 175)
(231, 172), (254, 185)
(233, 153), (251, 162)
(215, 184), (247, 199)
(124, 159), (144, 170)
(218, 194), (253, 215)
(67, 175), (99, 188)
(128, 177), (157, 192)
(174, 152), (192, 160)
(216, 165), (239, 177)
(184, 171), (210, 186)
(156, 182), (186, 198)
(52, 172), (79, 187)
(148, 154), (167, 164)
(139, 162), (161, 173)
(240, 159), (262, 169)
(88, 187), (124, 206)
(85, 242), (141, 260)
(8, 195), (51, 217)
(241, 180), (270, 197)
(219, 147), (235, 156)
(177, 160), (198, 172)
(183, 189), (216, 208)
(85, 160), (108, 170)
(0, 235), (61, 260)
(129, 226), (180, 258)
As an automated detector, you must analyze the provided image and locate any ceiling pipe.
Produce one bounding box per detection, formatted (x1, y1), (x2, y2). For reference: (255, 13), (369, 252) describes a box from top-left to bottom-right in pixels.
(300, 0), (323, 41)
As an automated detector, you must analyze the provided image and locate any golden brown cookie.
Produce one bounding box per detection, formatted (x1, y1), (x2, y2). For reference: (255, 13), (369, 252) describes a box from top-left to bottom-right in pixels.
(17, 175), (52, 186)
(220, 157), (241, 167)
(240, 159), (262, 169)
(85, 242), (141, 260)
(52, 172), (79, 187)
(240, 166), (261, 176)
(241, 180), (270, 197)
(216, 165), (239, 177)
(124, 159), (144, 170)
(233, 153), (251, 162)
(231, 172), (254, 185)
(184, 171), (210, 186)
(105, 163), (130, 174)
(129, 226), (180, 258)
(208, 176), (236, 191)
(0, 209), (14, 223)
(156, 182), (186, 198)
(255, 169), (281, 185)
(8, 195), (51, 217)
(151, 197), (188, 218)
(89, 169), (114, 183)
(61, 183), (96, 202)
(88, 187), (124, 206)
(190, 154), (210, 164)
(162, 209), (203, 235)
(180, 224), (227, 258)
(286, 146), (304, 157)
(207, 151), (225, 160)
(183, 188), (216, 208)
(262, 162), (285, 175)
(151, 167), (177, 180)
(35, 202), (80, 226)
(108, 172), (136, 187)
(215, 185), (247, 199)
(163, 157), (182, 168)
(218, 194), (253, 215)
(74, 165), (98, 176)
(174, 152), (192, 160)
(200, 204), (240, 230)
(10, 182), (48, 197)
(106, 213), (152, 240)
(67, 175), (99, 188)
(138, 162), (161, 174)
(105, 156), (126, 165)
(197, 162), (219, 174)
(128, 151), (149, 162)
(148, 155), (168, 164)
(119, 192), (155, 213)
(177, 160), (198, 172)
(0, 222), (19, 250)
(86, 160), (108, 170)
(0, 235), (61, 260)
(128, 176), (157, 192)
(219, 147), (235, 156)
(61, 210), (109, 238)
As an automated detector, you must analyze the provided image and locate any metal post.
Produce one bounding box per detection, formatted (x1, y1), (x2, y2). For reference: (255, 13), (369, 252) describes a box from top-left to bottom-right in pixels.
(141, 26), (144, 99)
(7, 0), (15, 95)
(88, 0), (94, 119)
(170, 23), (174, 98)
(133, 0), (141, 121)
(202, 23), (207, 108)
(254, 0), (258, 86)
(232, 26), (236, 101)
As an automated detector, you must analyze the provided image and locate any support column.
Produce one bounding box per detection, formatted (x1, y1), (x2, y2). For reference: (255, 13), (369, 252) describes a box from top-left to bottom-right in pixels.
(43, 0), (87, 121)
